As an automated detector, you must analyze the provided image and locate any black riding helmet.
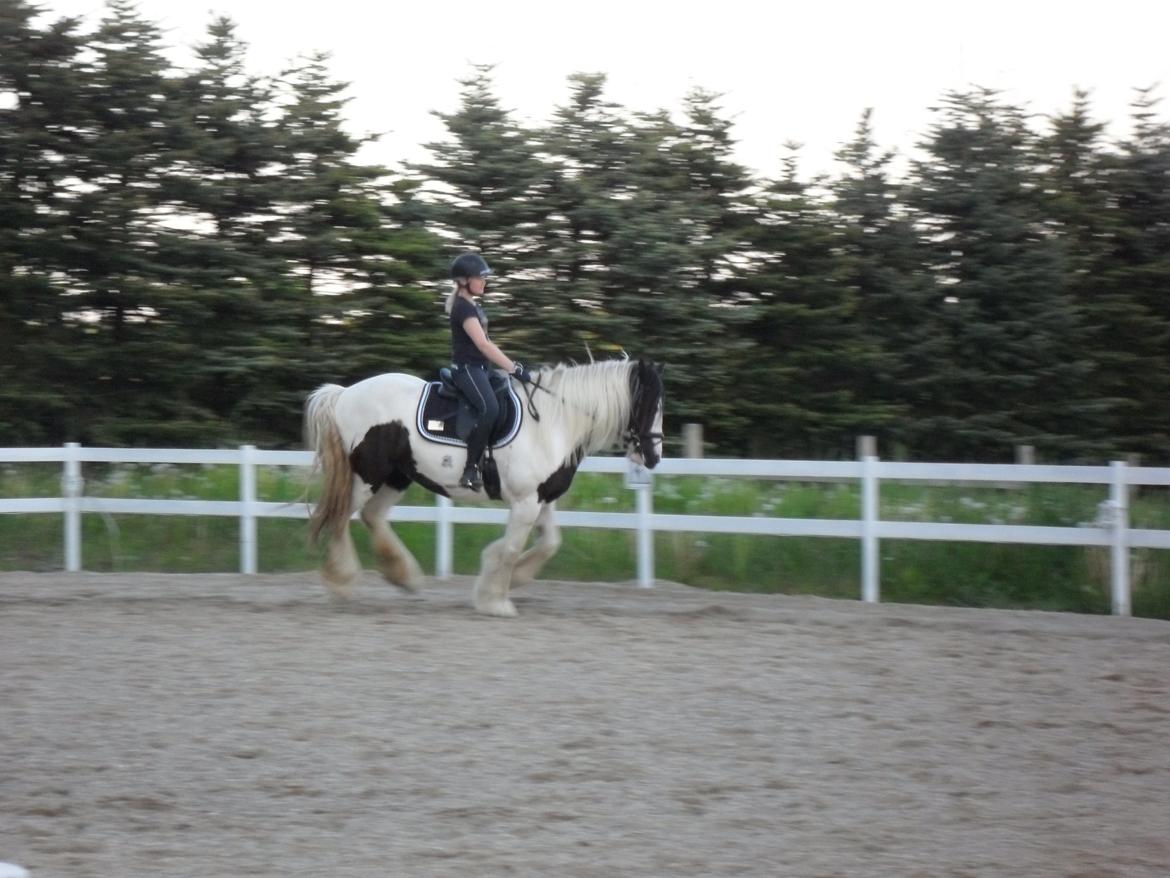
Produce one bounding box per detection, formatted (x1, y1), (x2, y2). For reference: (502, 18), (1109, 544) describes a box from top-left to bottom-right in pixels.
(450, 252), (491, 281)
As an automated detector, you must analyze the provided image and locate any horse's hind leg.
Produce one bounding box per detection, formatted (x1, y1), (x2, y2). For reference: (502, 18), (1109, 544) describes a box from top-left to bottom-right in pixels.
(474, 495), (539, 617)
(361, 484), (424, 592)
(322, 477), (366, 600)
(510, 502), (561, 589)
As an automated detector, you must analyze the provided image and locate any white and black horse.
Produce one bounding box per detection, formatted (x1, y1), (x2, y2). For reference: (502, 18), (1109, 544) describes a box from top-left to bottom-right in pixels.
(303, 358), (664, 616)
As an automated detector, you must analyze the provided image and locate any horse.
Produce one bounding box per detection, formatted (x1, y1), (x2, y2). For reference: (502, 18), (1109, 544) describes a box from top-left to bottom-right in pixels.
(303, 358), (664, 617)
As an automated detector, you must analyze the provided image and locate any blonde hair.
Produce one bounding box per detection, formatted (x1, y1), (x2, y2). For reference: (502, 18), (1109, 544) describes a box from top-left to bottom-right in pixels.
(444, 281), (469, 315)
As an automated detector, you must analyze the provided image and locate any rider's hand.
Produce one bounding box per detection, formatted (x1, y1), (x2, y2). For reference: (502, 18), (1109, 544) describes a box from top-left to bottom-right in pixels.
(512, 361), (532, 384)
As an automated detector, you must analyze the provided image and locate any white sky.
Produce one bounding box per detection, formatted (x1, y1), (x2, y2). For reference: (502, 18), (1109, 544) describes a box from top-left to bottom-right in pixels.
(35, 0), (1170, 180)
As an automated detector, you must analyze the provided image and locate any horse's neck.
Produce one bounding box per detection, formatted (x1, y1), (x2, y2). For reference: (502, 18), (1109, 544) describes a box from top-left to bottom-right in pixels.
(551, 365), (629, 456)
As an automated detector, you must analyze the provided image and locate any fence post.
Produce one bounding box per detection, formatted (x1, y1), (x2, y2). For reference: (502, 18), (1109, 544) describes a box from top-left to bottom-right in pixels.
(436, 495), (453, 579)
(62, 442), (83, 572)
(861, 454), (880, 603)
(240, 444), (258, 575)
(1126, 453), (1142, 505)
(1110, 460), (1130, 616)
(626, 461), (655, 587)
(682, 423), (704, 459)
(635, 482), (654, 587)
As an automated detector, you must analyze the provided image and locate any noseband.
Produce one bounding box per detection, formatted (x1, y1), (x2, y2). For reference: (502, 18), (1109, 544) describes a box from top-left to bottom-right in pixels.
(626, 427), (663, 461)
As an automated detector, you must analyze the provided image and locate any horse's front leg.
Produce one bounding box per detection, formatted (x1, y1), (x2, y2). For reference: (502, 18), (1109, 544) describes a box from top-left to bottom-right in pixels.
(473, 494), (539, 617)
(510, 501), (561, 589)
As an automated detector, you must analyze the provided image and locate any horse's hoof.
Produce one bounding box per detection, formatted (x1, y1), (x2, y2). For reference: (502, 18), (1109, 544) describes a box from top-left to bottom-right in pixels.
(382, 572), (421, 593)
(322, 575), (356, 602)
(475, 598), (518, 618)
(325, 587), (354, 606)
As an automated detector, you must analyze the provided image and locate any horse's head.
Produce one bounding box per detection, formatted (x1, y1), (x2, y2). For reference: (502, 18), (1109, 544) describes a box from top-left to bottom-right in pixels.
(625, 360), (664, 469)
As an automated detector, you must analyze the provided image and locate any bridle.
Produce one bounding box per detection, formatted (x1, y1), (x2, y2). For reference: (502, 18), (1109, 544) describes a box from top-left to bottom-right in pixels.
(624, 395), (663, 464)
(625, 425), (662, 463)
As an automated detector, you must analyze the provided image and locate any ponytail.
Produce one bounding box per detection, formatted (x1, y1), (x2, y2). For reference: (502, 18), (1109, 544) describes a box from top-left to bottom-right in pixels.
(444, 288), (456, 315)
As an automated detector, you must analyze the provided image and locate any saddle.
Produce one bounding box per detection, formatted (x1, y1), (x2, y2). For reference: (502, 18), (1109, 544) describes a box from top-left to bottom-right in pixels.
(415, 366), (523, 449)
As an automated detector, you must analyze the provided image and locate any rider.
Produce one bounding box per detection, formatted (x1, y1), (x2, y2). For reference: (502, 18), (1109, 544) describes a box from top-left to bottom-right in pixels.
(446, 252), (531, 491)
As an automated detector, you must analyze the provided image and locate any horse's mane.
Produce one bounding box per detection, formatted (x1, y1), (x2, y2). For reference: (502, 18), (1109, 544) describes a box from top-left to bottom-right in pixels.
(531, 358), (654, 457)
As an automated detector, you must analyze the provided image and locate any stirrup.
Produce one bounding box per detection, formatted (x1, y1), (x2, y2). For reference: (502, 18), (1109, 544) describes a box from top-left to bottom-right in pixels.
(460, 465), (482, 492)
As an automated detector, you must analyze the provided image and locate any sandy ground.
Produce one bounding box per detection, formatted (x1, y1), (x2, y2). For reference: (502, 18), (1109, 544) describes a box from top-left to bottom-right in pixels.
(1, 571), (1169, 878)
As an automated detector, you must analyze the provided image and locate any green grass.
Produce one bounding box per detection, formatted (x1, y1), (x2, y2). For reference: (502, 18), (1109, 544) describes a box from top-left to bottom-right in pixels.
(1, 463), (1168, 618)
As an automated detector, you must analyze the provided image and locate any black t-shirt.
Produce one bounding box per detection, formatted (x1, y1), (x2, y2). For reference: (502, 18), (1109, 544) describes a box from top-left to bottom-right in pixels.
(450, 296), (490, 366)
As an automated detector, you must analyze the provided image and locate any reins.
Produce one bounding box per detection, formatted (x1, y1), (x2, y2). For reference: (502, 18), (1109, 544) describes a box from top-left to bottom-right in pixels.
(517, 374), (545, 422)
(516, 372), (599, 424)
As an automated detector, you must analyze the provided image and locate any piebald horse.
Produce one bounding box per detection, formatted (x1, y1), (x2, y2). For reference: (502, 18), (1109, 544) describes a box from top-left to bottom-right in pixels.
(303, 358), (664, 616)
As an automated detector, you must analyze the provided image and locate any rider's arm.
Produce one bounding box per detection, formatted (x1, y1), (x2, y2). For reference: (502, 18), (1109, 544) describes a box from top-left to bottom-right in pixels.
(462, 316), (516, 373)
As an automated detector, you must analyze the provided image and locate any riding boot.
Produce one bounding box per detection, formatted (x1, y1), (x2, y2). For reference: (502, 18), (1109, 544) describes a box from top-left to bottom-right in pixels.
(461, 435), (485, 491)
(460, 461), (482, 492)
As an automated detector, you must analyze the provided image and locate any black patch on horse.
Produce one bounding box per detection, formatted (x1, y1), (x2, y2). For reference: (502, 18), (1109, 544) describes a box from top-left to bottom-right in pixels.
(416, 370), (523, 449)
(538, 449), (584, 504)
(350, 421), (415, 491)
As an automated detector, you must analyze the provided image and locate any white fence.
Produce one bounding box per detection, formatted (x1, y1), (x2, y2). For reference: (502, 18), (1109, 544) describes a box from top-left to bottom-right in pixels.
(1, 444), (1169, 616)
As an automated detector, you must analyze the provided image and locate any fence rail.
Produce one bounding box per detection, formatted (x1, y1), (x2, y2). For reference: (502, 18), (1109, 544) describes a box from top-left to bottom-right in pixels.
(2, 444), (1168, 616)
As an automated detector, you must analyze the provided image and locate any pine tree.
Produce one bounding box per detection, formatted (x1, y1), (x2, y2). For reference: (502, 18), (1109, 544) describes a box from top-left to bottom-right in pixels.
(0, 0), (86, 442)
(1099, 88), (1170, 459)
(53, 0), (220, 444)
(1037, 91), (1134, 455)
(531, 72), (634, 361)
(162, 15), (284, 440)
(535, 80), (759, 445)
(628, 91), (759, 446)
(739, 149), (888, 457)
(831, 110), (931, 456)
(236, 52), (443, 442)
(905, 89), (1099, 461)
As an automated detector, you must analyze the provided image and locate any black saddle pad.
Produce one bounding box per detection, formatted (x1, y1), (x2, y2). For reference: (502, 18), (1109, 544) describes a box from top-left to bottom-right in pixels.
(415, 377), (523, 448)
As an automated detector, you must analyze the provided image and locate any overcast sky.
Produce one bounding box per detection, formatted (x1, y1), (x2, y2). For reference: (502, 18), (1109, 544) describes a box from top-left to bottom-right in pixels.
(35, 0), (1170, 179)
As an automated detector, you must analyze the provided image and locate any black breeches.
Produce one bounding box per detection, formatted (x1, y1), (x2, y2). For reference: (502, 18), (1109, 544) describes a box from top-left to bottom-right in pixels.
(452, 365), (498, 466)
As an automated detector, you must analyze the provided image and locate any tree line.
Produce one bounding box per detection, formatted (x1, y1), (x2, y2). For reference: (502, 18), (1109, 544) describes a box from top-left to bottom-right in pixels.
(2, 0), (1168, 462)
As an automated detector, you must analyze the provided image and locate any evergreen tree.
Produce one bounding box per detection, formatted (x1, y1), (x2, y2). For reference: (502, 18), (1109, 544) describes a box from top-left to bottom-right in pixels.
(338, 175), (449, 394)
(831, 110), (931, 456)
(535, 81), (758, 447)
(1037, 91), (1135, 455)
(531, 72), (634, 361)
(1098, 88), (1170, 459)
(0, 0), (86, 442)
(674, 89), (759, 306)
(739, 149), (888, 457)
(240, 52), (443, 442)
(53, 0), (219, 444)
(163, 15), (284, 441)
(623, 92), (759, 446)
(905, 89), (1099, 461)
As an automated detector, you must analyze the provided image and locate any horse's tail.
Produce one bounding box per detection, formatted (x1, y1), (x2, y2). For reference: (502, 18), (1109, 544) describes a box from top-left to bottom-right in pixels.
(304, 383), (352, 547)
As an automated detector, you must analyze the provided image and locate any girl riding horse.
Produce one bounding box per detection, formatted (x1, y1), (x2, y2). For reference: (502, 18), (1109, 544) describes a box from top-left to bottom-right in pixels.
(445, 252), (531, 492)
(304, 357), (664, 617)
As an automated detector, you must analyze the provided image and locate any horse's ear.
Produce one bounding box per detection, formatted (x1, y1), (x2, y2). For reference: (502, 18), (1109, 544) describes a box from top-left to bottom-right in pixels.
(654, 362), (664, 376)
